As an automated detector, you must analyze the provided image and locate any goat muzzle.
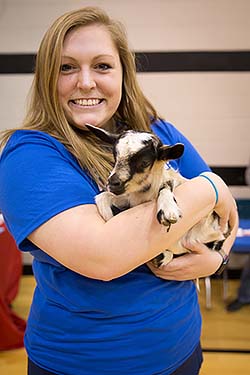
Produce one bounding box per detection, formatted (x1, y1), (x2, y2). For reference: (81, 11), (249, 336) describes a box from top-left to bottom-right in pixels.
(108, 174), (126, 195)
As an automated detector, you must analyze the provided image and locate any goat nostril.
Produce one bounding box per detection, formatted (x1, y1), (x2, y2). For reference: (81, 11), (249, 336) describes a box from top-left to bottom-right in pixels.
(112, 181), (122, 187)
(108, 174), (122, 187)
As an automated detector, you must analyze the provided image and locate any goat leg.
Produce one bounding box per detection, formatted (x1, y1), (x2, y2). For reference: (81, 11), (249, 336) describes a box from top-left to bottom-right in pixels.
(156, 187), (182, 228)
(95, 191), (115, 221)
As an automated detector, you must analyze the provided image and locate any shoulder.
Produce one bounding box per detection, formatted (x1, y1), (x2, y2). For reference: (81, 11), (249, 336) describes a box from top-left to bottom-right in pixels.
(1, 129), (80, 172)
(151, 118), (210, 177)
(151, 118), (182, 145)
(2, 130), (68, 157)
(0, 129), (97, 190)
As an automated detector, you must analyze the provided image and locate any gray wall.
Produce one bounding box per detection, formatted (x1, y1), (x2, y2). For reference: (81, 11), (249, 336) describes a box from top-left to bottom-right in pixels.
(0, 1), (249, 251)
(1, 0), (249, 171)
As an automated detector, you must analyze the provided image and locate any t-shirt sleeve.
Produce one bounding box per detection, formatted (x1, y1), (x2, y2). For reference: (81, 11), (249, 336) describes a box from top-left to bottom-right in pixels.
(0, 132), (98, 248)
(152, 119), (211, 178)
(171, 125), (211, 178)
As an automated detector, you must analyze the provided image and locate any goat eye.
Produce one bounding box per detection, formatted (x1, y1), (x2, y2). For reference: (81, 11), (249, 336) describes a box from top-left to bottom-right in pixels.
(137, 159), (151, 170)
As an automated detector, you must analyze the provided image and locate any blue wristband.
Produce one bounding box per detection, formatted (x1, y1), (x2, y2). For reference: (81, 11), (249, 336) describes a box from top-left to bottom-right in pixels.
(199, 173), (219, 204)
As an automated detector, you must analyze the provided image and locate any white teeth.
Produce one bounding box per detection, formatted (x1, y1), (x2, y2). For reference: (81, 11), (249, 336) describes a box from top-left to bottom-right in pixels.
(74, 99), (101, 106)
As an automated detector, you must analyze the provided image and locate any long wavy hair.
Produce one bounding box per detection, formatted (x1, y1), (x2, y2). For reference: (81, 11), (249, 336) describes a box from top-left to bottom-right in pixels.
(0, 7), (159, 187)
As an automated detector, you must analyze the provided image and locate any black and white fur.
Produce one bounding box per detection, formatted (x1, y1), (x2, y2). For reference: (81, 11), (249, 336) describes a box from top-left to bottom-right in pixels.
(86, 124), (229, 267)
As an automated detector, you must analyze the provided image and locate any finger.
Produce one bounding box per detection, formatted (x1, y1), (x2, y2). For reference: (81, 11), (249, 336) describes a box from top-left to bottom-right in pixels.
(147, 262), (174, 279)
(219, 216), (229, 234)
(159, 253), (192, 271)
(147, 258), (181, 274)
(229, 206), (238, 229)
(181, 240), (207, 254)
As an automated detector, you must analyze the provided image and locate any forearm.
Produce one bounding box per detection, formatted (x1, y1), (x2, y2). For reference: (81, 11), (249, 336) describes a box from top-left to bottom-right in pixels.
(30, 175), (216, 280)
(101, 175), (216, 270)
(89, 172), (237, 279)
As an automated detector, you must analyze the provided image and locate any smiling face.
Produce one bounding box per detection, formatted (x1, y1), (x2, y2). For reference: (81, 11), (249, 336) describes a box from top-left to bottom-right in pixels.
(57, 24), (123, 130)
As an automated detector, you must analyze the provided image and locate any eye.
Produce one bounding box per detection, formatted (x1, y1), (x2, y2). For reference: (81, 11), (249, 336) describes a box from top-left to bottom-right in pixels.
(60, 64), (75, 73)
(95, 63), (112, 71)
(136, 158), (152, 170)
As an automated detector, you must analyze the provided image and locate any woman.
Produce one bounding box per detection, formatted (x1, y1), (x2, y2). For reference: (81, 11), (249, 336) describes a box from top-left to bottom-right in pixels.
(0, 7), (238, 375)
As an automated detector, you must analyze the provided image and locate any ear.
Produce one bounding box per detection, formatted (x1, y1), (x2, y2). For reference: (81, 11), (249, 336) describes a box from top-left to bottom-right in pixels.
(85, 123), (119, 144)
(157, 143), (184, 161)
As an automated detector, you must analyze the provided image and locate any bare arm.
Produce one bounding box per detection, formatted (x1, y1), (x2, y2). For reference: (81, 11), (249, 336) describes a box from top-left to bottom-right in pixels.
(28, 172), (236, 280)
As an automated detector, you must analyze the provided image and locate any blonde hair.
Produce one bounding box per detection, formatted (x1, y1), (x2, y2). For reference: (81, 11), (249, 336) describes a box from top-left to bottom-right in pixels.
(0, 7), (159, 187)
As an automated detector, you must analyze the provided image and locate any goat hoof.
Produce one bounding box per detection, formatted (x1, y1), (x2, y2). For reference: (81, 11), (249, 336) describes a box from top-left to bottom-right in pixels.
(157, 209), (168, 225)
(152, 253), (165, 268)
(152, 250), (173, 268)
(157, 209), (178, 228)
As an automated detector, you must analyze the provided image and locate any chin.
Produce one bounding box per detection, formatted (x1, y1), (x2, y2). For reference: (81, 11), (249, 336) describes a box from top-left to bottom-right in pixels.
(72, 118), (99, 129)
(68, 110), (111, 129)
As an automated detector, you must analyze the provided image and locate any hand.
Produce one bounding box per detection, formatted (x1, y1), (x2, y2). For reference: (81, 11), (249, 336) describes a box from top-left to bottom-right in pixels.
(147, 242), (223, 281)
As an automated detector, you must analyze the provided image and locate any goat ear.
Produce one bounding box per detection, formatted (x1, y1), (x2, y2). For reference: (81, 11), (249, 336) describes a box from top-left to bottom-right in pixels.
(85, 123), (119, 144)
(158, 143), (184, 161)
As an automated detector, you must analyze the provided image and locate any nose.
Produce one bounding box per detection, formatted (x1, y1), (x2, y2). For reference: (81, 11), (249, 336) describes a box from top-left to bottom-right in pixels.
(77, 69), (96, 91)
(108, 174), (125, 195)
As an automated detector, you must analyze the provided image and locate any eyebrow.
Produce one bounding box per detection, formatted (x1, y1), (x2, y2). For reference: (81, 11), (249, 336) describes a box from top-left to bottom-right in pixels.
(61, 54), (116, 60)
(95, 54), (117, 60)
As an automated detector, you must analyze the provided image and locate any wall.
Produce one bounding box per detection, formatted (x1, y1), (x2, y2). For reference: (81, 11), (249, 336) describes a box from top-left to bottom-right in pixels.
(0, 0), (249, 264)
(1, 0), (249, 166)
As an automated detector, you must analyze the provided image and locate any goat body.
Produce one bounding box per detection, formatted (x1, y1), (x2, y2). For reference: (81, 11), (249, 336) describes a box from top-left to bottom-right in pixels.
(86, 124), (227, 267)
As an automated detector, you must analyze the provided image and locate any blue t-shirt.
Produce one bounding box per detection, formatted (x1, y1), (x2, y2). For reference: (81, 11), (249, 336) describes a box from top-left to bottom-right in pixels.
(0, 119), (210, 375)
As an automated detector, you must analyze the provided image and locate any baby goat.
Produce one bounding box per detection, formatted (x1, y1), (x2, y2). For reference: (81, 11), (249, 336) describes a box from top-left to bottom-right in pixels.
(86, 124), (228, 267)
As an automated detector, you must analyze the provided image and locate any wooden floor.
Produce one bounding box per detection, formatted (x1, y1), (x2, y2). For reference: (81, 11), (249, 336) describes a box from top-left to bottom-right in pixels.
(199, 278), (250, 375)
(0, 276), (250, 375)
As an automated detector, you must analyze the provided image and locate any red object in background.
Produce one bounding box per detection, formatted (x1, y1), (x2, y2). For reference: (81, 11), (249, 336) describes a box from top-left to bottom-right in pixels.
(0, 217), (26, 350)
